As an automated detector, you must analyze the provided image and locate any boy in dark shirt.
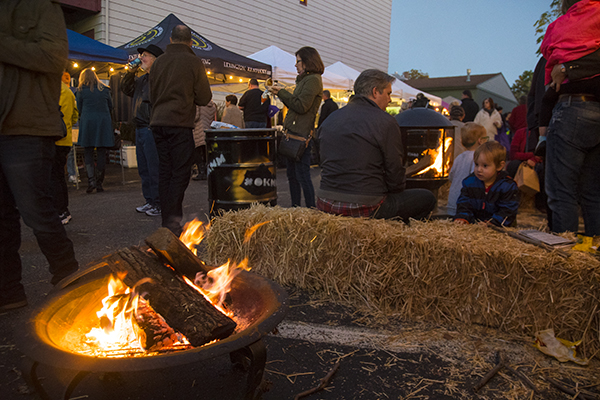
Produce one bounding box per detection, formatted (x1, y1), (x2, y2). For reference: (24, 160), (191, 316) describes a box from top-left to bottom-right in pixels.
(454, 141), (520, 227)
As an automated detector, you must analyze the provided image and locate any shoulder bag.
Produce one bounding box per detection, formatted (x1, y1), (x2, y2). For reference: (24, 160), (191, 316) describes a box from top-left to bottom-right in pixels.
(278, 130), (311, 161)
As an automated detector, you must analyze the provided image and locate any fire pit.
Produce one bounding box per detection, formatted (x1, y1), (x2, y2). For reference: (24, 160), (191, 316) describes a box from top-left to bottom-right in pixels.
(16, 247), (288, 400)
(395, 108), (455, 200)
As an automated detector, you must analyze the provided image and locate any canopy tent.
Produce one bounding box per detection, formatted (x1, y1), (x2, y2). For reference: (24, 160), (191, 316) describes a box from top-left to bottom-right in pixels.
(67, 29), (129, 63)
(325, 62), (441, 106)
(117, 14), (271, 80)
(247, 46), (353, 90)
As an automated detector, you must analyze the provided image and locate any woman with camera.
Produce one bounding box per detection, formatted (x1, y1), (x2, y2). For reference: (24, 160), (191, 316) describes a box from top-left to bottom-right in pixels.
(268, 47), (324, 208)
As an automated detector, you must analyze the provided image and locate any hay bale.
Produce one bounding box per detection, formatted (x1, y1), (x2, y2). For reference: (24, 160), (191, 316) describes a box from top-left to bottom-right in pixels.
(202, 204), (600, 357)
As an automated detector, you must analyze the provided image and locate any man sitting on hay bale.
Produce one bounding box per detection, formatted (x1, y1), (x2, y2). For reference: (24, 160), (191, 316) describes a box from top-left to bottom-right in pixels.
(316, 69), (436, 222)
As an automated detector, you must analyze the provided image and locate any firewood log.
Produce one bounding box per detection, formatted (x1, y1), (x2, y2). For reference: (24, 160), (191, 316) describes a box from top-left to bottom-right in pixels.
(97, 247), (236, 347)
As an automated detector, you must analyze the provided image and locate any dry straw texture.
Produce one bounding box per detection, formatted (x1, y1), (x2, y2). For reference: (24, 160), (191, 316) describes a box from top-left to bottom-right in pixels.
(202, 205), (600, 357)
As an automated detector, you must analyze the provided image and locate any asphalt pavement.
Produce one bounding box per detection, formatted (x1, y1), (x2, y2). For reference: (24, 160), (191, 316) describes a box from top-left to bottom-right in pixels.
(0, 163), (595, 400)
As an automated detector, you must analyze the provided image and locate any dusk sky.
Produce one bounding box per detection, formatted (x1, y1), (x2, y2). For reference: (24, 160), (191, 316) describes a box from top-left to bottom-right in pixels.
(388, 0), (551, 85)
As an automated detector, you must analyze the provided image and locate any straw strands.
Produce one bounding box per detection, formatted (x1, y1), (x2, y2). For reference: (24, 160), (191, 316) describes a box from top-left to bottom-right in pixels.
(202, 205), (600, 357)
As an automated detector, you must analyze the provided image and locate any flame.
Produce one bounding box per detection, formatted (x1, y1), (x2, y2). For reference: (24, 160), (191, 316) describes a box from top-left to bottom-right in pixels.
(79, 220), (266, 357)
(244, 221), (270, 243)
(179, 220), (209, 255)
(415, 137), (453, 177)
(83, 275), (189, 356)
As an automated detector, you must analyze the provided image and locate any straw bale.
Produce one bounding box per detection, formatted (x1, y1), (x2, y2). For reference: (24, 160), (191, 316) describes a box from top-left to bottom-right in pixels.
(202, 205), (600, 357)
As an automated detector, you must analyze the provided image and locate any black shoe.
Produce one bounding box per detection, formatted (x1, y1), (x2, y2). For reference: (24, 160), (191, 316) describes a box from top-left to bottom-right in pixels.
(51, 268), (78, 286)
(86, 185), (95, 194)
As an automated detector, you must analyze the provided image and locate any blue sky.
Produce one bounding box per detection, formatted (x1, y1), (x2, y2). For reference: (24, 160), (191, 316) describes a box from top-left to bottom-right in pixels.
(388, 0), (551, 85)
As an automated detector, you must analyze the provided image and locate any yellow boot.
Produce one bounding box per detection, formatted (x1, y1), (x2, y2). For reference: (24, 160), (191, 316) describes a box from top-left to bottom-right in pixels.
(572, 235), (597, 254)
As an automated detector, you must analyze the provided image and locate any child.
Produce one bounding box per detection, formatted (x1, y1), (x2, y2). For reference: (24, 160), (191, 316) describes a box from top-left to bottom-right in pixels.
(454, 141), (520, 227)
(447, 122), (488, 216)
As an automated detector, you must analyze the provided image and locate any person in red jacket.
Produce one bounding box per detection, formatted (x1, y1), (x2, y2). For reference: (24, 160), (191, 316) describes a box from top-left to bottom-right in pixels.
(508, 95), (527, 135)
(506, 127), (546, 212)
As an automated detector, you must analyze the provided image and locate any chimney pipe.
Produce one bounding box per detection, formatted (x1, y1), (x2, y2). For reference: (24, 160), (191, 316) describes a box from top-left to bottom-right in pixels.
(466, 69), (471, 82)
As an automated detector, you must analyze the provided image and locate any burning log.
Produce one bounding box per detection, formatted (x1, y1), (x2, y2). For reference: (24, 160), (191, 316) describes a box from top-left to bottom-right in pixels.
(99, 246), (236, 347)
(145, 227), (212, 279)
(405, 154), (432, 177)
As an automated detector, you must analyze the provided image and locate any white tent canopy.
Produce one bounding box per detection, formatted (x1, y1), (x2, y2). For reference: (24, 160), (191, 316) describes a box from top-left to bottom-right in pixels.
(248, 46), (352, 91)
(325, 62), (441, 106)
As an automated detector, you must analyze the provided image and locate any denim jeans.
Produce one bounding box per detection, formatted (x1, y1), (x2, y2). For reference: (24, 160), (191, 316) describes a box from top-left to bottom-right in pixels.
(0, 136), (78, 300)
(51, 145), (71, 214)
(152, 126), (195, 236)
(286, 141), (315, 207)
(67, 147), (77, 177)
(136, 127), (160, 206)
(245, 121), (267, 129)
(546, 100), (600, 235)
(373, 189), (437, 222)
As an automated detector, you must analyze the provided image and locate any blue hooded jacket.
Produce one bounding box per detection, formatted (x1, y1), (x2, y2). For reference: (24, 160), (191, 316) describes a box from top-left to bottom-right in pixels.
(454, 171), (520, 226)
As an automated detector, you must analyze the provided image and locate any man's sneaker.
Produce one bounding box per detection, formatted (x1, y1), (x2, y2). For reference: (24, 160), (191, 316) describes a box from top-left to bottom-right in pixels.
(59, 210), (72, 225)
(146, 205), (161, 217)
(0, 298), (28, 312)
(136, 203), (152, 213)
(68, 175), (81, 184)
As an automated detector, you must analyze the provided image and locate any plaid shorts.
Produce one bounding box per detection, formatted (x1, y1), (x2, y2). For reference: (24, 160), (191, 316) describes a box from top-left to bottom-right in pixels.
(316, 197), (384, 218)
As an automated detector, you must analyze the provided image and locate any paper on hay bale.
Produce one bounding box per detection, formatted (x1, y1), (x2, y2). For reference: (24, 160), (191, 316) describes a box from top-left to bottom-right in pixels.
(202, 204), (600, 358)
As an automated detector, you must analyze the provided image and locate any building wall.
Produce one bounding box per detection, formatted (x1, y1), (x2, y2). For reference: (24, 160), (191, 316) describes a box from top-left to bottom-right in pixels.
(71, 0), (392, 73)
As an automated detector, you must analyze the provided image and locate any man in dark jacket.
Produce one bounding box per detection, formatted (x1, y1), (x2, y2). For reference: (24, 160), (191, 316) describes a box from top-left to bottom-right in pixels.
(0, 0), (79, 311)
(238, 79), (270, 128)
(317, 90), (338, 127)
(461, 90), (479, 122)
(121, 44), (163, 217)
(317, 69), (436, 221)
(150, 25), (212, 236)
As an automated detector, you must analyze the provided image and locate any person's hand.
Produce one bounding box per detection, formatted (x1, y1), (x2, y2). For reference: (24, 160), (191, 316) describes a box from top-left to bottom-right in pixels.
(550, 63), (567, 92)
(267, 84), (284, 96)
(454, 218), (469, 225)
(527, 158), (537, 168)
(539, 126), (547, 137)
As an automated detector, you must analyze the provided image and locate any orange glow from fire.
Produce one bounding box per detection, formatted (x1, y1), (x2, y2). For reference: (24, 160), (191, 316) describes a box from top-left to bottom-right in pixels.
(415, 137), (453, 177)
(84, 274), (190, 356)
(179, 220), (209, 255)
(80, 220), (267, 357)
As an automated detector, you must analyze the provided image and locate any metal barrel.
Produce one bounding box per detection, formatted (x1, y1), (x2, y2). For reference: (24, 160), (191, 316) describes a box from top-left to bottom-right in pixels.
(205, 128), (277, 214)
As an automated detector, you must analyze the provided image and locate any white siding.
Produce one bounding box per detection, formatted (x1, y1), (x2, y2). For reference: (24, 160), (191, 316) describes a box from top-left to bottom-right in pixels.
(72, 0), (391, 72)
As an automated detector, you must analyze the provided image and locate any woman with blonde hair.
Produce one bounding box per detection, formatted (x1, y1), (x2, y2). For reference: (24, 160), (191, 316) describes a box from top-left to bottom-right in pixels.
(76, 68), (114, 193)
(268, 46), (324, 208)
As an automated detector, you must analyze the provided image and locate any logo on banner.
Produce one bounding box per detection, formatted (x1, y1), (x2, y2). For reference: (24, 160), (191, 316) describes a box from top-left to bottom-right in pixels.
(124, 26), (164, 49)
(240, 164), (276, 196)
(192, 33), (212, 51)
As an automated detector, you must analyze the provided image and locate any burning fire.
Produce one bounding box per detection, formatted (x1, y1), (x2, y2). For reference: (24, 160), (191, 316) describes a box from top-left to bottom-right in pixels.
(84, 274), (190, 356)
(179, 219), (209, 255)
(414, 137), (453, 177)
(79, 219), (267, 357)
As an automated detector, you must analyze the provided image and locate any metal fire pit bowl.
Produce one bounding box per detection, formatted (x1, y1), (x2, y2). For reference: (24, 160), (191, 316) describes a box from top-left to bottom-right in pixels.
(16, 260), (288, 400)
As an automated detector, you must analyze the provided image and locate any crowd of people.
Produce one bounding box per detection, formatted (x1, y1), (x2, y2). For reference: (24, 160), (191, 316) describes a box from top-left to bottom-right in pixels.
(1, 0), (597, 313)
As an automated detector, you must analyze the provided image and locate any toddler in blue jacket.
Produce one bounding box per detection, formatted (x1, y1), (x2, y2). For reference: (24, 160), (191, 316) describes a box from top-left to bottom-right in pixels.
(454, 141), (520, 227)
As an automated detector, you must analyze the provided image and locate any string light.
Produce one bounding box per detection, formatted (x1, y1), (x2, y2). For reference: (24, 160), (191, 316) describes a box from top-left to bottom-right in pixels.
(206, 71), (211, 75)
(91, 66), (96, 71)
(109, 67), (114, 72)
(229, 76), (233, 80)
(239, 78), (243, 82)
(73, 62), (79, 68)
